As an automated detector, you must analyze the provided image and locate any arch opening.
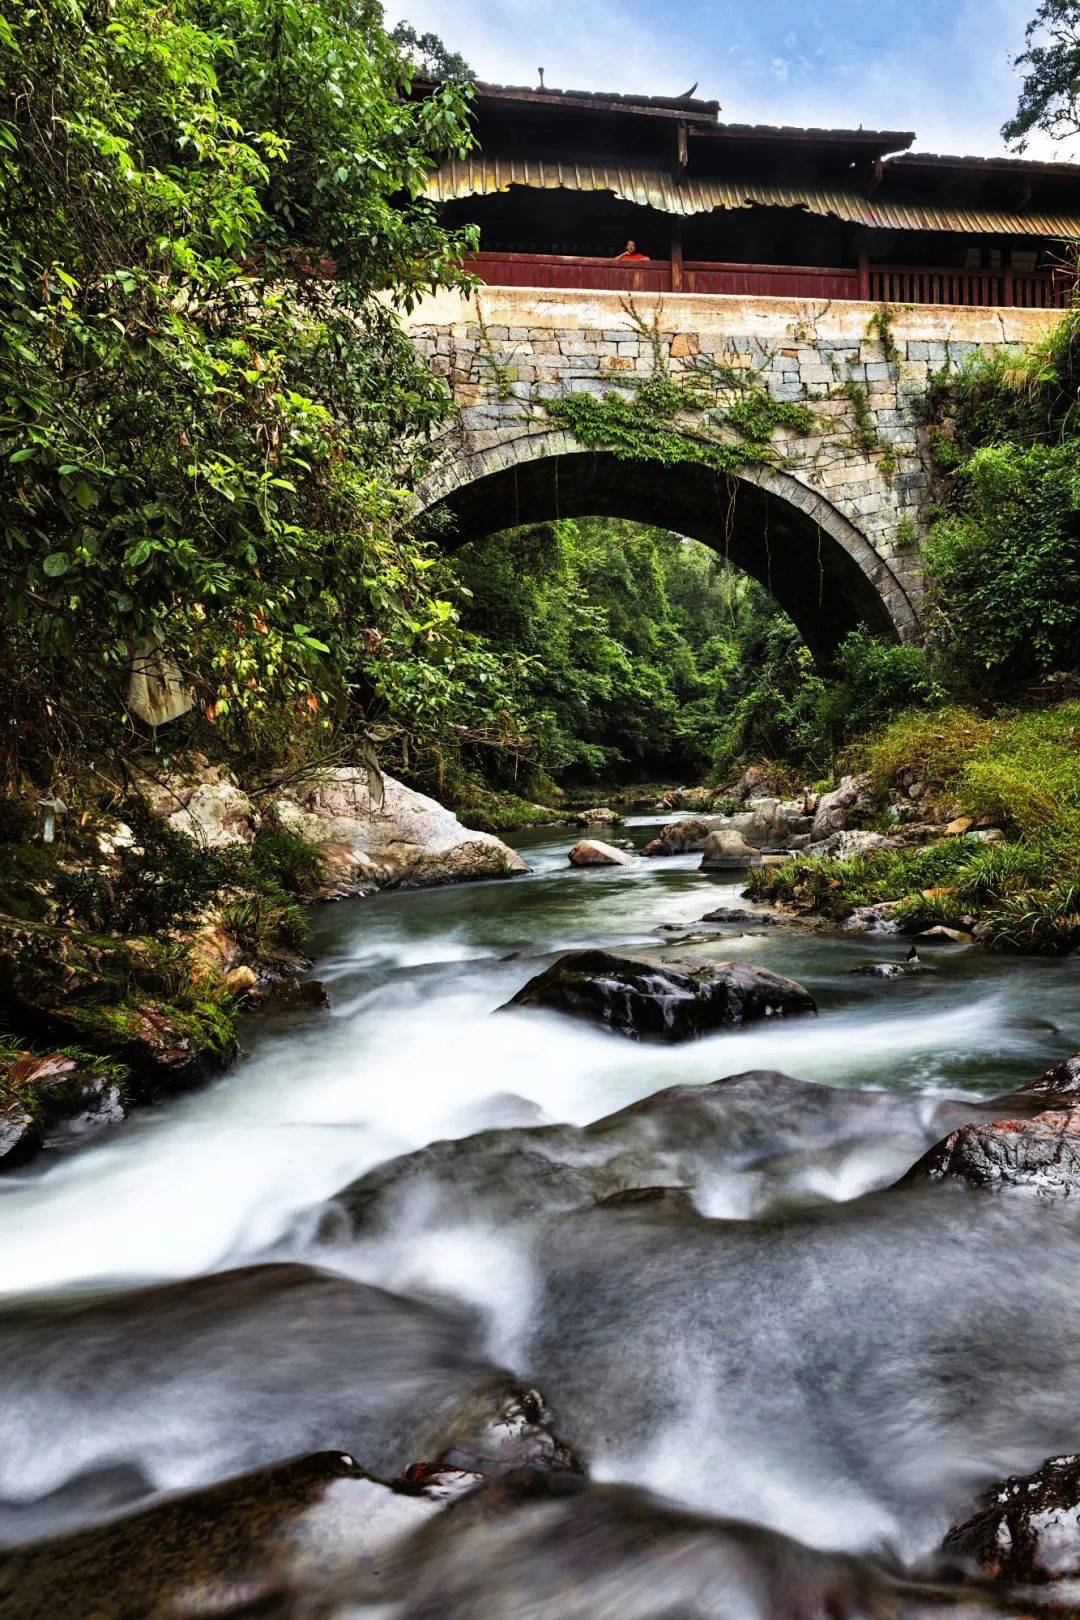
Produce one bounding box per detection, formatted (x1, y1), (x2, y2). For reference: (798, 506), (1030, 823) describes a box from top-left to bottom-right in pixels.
(421, 442), (919, 664)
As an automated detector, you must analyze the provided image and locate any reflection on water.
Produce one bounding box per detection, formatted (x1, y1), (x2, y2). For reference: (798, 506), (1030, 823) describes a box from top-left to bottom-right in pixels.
(0, 817), (1077, 1613)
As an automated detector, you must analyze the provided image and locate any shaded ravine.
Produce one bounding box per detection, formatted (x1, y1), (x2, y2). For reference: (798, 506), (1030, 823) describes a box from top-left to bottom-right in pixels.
(0, 815), (1077, 1616)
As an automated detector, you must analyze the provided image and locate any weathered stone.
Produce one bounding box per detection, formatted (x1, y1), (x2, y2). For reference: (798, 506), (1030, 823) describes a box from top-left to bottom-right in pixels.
(642, 817), (715, 856)
(804, 828), (894, 860)
(568, 839), (631, 868)
(904, 1109), (1080, 1196)
(699, 830), (762, 870)
(914, 925), (974, 945)
(839, 901), (904, 935)
(569, 806), (620, 828)
(700, 906), (779, 926)
(501, 950), (816, 1041)
(808, 774), (872, 842)
(945, 1452), (1080, 1587)
(273, 770), (527, 897)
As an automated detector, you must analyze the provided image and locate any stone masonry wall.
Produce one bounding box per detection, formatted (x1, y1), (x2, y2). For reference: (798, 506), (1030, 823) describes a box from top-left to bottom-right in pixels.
(403, 287), (1056, 625)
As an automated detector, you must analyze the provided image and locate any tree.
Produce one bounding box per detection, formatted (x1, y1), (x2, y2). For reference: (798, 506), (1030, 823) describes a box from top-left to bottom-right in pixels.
(1003, 0), (1080, 148)
(0, 0), (483, 782)
(390, 22), (473, 83)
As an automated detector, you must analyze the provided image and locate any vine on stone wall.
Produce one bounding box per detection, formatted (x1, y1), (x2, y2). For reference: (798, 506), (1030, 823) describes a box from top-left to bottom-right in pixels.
(543, 304), (818, 474)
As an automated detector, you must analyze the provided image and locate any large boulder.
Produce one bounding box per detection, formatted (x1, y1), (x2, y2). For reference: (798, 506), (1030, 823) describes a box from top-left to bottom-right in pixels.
(501, 950), (816, 1042)
(727, 797), (813, 849)
(642, 817), (715, 857)
(803, 829), (895, 860)
(272, 770), (527, 897)
(903, 1108), (1080, 1197)
(568, 840), (631, 868)
(699, 830), (762, 871)
(569, 807), (620, 828)
(135, 758), (257, 850)
(808, 773), (872, 843)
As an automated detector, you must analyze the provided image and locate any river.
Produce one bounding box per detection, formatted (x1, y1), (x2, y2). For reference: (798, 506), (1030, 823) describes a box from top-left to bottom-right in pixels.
(0, 813), (1078, 1615)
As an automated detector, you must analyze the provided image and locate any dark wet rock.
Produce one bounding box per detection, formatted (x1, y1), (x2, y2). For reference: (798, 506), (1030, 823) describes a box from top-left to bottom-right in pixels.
(0, 1450), (409, 1620)
(903, 1109), (1080, 1196)
(1018, 1050), (1080, 1101)
(329, 1069), (1007, 1239)
(520, 1177), (1080, 1567)
(595, 1184), (699, 1217)
(567, 839), (631, 868)
(700, 906), (779, 926)
(0, 1049), (126, 1170)
(851, 963), (922, 979)
(699, 830), (763, 871)
(0, 1263), (558, 1523)
(250, 976), (331, 1013)
(944, 1452), (1080, 1587)
(642, 817), (715, 856)
(500, 950), (816, 1042)
(385, 1469), (923, 1620)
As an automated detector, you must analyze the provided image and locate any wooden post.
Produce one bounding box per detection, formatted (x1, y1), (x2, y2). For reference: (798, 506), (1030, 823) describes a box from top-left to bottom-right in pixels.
(857, 252), (870, 301)
(1002, 246), (1014, 307)
(675, 120), (688, 177)
(670, 223), (684, 293)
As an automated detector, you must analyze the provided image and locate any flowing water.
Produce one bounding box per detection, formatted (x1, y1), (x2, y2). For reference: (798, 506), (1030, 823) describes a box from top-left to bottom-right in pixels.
(0, 815), (1078, 1617)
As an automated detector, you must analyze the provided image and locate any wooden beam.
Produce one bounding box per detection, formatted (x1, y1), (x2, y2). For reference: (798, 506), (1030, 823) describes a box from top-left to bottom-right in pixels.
(670, 223), (684, 291)
(676, 120), (689, 177)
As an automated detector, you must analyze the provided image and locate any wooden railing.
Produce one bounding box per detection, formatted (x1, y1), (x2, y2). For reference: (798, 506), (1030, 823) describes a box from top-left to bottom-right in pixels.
(867, 265), (1070, 309)
(466, 251), (1070, 309)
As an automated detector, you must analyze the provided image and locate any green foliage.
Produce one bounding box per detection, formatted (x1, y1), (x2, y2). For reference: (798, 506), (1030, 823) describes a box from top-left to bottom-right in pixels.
(390, 21), (473, 82)
(0, 0), (484, 782)
(1003, 0), (1080, 147)
(711, 619), (940, 780)
(545, 329), (817, 478)
(53, 803), (244, 935)
(865, 306), (900, 365)
(442, 519), (754, 785)
(249, 820), (325, 897)
(751, 700), (1080, 953)
(923, 310), (1080, 690)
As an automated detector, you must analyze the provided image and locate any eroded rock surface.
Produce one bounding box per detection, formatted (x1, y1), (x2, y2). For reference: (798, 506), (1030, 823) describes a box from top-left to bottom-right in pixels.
(501, 951), (816, 1041)
(904, 1109), (1080, 1196)
(568, 839), (631, 868)
(945, 1452), (1080, 1588)
(273, 769), (527, 896)
(643, 817), (716, 856)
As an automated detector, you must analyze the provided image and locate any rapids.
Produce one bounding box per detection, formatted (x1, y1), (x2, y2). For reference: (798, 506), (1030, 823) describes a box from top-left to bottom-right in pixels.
(0, 814), (1077, 1617)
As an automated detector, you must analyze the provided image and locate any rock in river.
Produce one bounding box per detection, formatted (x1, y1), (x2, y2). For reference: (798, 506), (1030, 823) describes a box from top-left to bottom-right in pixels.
(945, 1451), (1080, 1589)
(568, 839), (631, 868)
(642, 817), (715, 856)
(500, 950), (816, 1042)
(699, 830), (762, 871)
(904, 1107), (1080, 1196)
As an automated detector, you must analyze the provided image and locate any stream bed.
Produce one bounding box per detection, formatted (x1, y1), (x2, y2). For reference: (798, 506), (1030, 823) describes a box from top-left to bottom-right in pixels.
(0, 815), (1078, 1617)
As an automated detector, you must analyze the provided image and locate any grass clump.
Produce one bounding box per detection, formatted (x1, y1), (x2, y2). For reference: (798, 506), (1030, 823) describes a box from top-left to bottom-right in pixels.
(749, 700), (1080, 953)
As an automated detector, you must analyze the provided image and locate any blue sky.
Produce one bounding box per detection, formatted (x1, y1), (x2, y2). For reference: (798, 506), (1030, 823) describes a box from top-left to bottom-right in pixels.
(392, 0), (1075, 159)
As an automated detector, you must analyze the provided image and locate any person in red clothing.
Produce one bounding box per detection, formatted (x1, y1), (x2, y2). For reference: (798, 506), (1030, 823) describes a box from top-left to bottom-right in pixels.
(615, 239), (648, 261)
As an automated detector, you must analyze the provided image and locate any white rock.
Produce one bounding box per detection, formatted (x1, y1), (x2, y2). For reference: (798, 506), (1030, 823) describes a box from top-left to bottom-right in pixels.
(273, 769), (527, 897)
(166, 780), (258, 849)
(568, 839), (632, 868)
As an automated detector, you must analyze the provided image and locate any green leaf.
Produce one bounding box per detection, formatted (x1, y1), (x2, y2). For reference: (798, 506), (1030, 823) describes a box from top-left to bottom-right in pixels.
(43, 552), (71, 577)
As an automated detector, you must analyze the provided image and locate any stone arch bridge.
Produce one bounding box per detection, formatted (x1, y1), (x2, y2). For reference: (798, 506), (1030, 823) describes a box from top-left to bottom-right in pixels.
(403, 287), (1053, 661)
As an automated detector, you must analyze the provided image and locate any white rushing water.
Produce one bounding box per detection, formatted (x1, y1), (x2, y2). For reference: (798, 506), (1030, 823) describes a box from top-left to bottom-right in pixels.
(0, 818), (1074, 1300)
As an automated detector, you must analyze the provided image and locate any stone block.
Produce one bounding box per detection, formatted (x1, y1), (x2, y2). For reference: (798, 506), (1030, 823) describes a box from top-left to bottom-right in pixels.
(669, 331), (700, 358)
(865, 361), (893, 381)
